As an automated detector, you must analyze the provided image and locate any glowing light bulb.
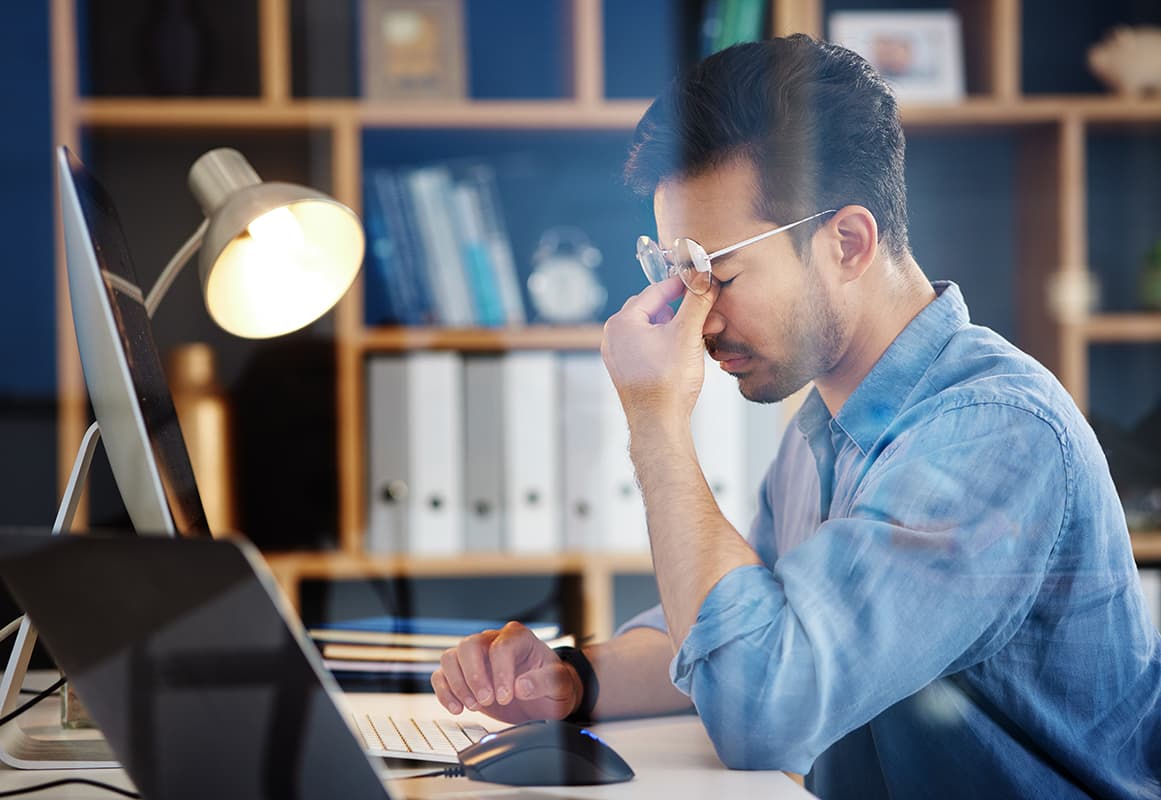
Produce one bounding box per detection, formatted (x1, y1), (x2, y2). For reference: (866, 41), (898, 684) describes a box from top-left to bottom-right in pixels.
(246, 207), (305, 251)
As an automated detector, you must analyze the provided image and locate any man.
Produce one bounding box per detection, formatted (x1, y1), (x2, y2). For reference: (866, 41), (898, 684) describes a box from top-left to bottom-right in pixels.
(432, 36), (1161, 797)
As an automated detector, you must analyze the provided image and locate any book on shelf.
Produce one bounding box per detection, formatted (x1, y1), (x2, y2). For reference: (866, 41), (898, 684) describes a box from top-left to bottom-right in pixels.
(365, 168), (435, 326)
(320, 638), (576, 680)
(363, 160), (524, 328)
(450, 180), (506, 326)
(309, 615), (562, 646)
(323, 658), (441, 675)
(461, 163), (526, 325)
(406, 165), (476, 326)
(320, 633), (576, 665)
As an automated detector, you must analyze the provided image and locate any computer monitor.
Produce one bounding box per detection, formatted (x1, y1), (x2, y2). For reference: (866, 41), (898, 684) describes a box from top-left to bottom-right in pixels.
(56, 145), (210, 537)
(0, 148), (213, 768)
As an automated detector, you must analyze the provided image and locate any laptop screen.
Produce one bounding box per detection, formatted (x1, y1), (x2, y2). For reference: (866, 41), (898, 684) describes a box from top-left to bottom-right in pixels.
(0, 532), (389, 799)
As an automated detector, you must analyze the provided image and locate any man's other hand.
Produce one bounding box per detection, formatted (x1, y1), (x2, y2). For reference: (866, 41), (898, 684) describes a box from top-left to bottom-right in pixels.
(430, 621), (583, 724)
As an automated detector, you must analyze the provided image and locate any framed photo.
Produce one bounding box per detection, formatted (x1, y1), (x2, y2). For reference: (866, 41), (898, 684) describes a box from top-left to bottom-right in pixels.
(829, 11), (964, 104)
(361, 0), (467, 100)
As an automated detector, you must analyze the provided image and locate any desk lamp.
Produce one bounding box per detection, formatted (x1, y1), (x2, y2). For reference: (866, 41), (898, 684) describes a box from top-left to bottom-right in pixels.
(0, 146), (364, 769)
(147, 147), (364, 335)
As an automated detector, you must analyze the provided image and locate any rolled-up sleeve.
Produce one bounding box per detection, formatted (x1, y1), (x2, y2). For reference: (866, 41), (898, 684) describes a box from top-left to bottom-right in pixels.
(667, 403), (1070, 774)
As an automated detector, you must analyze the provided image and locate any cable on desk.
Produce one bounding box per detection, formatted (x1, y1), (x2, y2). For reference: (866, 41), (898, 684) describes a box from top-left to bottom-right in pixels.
(0, 778), (139, 798)
(0, 677), (66, 728)
(396, 765), (465, 780)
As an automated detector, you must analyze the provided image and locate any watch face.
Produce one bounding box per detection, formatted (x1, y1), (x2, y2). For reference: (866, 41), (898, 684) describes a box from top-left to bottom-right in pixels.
(528, 257), (606, 323)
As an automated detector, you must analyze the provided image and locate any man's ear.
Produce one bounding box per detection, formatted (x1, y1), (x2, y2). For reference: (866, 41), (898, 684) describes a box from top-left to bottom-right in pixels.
(825, 206), (878, 284)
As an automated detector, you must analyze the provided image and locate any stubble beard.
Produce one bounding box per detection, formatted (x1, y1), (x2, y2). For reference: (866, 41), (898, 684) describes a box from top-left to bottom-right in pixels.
(730, 277), (845, 404)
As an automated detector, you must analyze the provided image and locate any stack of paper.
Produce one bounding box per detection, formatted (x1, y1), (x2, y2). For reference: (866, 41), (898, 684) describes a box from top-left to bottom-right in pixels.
(309, 616), (571, 679)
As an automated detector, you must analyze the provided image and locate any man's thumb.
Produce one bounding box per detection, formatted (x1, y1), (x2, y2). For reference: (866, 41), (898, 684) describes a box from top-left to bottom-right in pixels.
(514, 663), (577, 704)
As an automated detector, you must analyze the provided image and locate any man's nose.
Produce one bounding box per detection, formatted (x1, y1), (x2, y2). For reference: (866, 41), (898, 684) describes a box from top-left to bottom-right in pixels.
(702, 304), (725, 338)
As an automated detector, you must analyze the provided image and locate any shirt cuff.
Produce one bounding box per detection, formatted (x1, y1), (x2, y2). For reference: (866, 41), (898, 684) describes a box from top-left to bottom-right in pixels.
(670, 564), (783, 695)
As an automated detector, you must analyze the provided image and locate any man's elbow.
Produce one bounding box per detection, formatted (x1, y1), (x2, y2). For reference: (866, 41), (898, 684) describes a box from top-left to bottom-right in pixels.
(682, 668), (821, 775)
(693, 687), (817, 773)
(702, 716), (813, 773)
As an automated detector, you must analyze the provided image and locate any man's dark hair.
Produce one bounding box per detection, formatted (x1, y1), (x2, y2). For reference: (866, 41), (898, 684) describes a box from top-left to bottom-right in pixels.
(625, 35), (910, 263)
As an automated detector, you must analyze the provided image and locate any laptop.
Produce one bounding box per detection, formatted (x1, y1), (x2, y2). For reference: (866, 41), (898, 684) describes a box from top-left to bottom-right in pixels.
(0, 530), (503, 798)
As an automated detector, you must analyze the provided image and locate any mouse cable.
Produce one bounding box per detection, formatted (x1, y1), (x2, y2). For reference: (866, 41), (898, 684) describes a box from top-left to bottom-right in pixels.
(0, 677), (66, 728)
(0, 778), (139, 798)
(396, 765), (465, 780)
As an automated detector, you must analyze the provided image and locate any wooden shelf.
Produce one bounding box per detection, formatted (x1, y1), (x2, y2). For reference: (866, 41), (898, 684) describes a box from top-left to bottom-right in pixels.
(262, 549), (655, 639)
(1080, 313), (1161, 343)
(76, 95), (1161, 133)
(1133, 533), (1161, 562)
(78, 98), (350, 128)
(264, 549), (653, 578)
(77, 98), (650, 131)
(359, 325), (604, 352)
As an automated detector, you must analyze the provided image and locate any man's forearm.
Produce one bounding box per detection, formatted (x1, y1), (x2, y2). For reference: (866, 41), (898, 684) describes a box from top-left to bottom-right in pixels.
(586, 626), (692, 719)
(629, 417), (762, 649)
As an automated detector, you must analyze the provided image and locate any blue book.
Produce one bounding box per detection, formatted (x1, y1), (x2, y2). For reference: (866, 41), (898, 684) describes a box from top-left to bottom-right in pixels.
(376, 169), (437, 325)
(362, 173), (406, 325)
(451, 180), (506, 326)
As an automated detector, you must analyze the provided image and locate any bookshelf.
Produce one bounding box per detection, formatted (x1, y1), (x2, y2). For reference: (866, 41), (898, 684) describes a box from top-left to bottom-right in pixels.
(50, 0), (1161, 637)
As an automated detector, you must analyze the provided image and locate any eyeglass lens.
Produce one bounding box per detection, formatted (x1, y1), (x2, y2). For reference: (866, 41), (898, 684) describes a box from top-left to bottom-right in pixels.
(635, 236), (713, 295)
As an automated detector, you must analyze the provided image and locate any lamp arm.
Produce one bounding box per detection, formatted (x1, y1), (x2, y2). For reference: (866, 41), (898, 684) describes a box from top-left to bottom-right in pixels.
(145, 218), (208, 318)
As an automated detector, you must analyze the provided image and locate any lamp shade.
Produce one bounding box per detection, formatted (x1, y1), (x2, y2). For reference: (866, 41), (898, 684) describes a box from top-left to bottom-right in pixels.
(188, 148), (364, 339)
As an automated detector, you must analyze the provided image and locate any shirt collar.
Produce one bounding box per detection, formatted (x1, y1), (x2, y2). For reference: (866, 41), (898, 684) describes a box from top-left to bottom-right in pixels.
(796, 281), (969, 454)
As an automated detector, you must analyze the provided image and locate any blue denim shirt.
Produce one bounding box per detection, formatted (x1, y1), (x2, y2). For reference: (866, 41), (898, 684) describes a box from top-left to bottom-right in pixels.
(619, 282), (1161, 798)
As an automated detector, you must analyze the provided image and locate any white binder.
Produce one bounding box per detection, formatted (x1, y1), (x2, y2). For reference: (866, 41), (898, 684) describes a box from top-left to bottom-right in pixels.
(463, 355), (505, 551)
(367, 352), (464, 555)
(502, 352), (561, 553)
(560, 354), (648, 553)
(692, 353), (748, 532)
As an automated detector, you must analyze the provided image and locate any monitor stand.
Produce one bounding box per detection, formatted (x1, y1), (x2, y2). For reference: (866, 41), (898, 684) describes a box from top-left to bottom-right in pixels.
(0, 422), (118, 769)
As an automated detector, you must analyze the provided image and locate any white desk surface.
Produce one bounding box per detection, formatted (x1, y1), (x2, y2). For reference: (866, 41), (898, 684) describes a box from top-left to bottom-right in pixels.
(0, 683), (815, 800)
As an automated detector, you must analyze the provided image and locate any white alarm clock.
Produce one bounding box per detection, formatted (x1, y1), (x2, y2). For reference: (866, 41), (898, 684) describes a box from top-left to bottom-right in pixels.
(526, 227), (607, 323)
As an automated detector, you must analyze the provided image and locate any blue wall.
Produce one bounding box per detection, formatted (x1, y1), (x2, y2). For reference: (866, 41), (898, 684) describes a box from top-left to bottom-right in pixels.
(0, 1), (54, 396)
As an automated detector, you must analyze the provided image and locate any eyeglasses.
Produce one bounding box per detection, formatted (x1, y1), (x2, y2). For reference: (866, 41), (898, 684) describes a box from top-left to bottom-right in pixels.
(635, 209), (838, 295)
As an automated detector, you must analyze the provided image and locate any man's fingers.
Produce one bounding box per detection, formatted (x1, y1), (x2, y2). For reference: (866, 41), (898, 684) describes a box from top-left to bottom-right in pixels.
(489, 622), (544, 706)
(456, 633), (497, 708)
(626, 275), (686, 321)
(438, 648), (479, 711)
(430, 670), (463, 714)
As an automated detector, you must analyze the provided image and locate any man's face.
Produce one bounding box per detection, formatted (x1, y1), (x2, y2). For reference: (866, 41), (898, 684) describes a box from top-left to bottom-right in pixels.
(654, 158), (846, 403)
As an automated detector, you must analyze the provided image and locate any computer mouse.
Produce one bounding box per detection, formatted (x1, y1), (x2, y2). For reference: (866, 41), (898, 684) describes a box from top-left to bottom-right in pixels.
(457, 719), (634, 786)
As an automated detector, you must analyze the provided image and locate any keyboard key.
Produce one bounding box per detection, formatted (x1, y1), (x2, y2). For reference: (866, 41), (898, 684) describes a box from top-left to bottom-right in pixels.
(461, 723), (490, 743)
(367, 714), (409, 753)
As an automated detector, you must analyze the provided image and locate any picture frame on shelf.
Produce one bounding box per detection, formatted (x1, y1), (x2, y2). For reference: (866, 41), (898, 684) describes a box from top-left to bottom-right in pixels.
(360, 0), (467, 100)
(828, 11), (965, 104)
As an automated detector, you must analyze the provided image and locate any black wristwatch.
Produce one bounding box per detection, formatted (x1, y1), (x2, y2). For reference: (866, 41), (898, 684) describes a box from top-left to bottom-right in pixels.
(553, 645), (599, 724)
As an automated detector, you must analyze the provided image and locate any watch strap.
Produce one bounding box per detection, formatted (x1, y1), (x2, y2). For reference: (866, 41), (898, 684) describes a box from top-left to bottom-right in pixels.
(553, 645), (599, 724)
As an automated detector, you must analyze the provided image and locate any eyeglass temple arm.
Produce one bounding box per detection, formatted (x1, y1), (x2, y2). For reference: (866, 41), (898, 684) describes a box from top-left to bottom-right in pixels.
(706, 209), (837, 260)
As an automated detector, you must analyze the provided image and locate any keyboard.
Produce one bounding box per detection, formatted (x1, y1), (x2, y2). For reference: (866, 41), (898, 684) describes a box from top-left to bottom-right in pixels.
(351, 713), (498, 763)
